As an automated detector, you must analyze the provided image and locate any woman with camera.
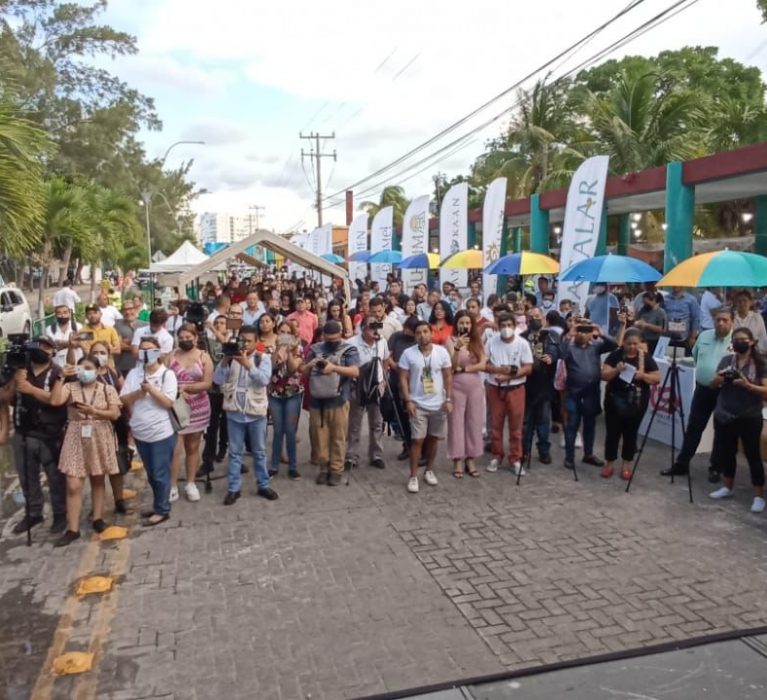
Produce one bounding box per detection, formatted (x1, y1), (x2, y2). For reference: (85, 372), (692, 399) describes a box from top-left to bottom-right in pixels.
(50, 355), (122, 546)
(168, 324), (213, 503)
(709, 327), (767, 513)
(446, 311), (486, 478)
(268, 320), (304, 479)
(600, 328), (660, 480)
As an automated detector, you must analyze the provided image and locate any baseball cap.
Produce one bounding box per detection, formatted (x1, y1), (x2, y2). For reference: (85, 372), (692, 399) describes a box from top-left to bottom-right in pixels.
(323, 320), (342, 336)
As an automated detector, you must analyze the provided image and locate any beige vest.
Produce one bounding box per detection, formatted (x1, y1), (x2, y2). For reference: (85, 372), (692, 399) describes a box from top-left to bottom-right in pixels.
(221, 359), (269, 417)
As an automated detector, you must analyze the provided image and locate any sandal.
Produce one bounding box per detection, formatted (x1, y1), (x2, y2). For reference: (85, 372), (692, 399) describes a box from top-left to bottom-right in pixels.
(142, 513), (169, 527)
(453, 469), (464, 479)
(465, 461), (480, 478)
(453, 460), (464, 479)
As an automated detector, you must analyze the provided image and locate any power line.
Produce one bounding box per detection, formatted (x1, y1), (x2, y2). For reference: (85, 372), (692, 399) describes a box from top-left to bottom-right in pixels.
(324, 0), (650, 200)
(300, 131), (337, 227)
(340, 0), (701, 204)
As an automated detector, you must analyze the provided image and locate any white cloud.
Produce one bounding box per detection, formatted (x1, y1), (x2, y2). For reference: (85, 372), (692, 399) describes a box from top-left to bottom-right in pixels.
(104, 0), (767, 230)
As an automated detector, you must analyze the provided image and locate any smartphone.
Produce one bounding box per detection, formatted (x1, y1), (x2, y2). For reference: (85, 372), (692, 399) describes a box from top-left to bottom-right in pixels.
(226, 318), (243, 331)
(76, 332), (94, 341)
(277, 334), (298, 347)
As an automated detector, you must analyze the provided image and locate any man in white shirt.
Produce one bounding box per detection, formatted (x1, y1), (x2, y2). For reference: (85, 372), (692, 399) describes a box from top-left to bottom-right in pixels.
(699, 288), (722, 331)
(364, 296), (401, 341)
(96, 290), (122, 327)
(399, 321), (453, 494)
(131, 308), (175, 359)
(45, 304), (83, 367)
(484, 312), (534, 475)
(240, 291), (265, 327)
(346, 316), (390, 470)
(734, 289), (767, 352)
(52, 279), (80, 311)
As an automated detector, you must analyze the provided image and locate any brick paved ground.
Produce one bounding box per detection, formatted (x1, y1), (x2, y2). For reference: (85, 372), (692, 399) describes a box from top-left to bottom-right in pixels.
(1, 421), (767, 699)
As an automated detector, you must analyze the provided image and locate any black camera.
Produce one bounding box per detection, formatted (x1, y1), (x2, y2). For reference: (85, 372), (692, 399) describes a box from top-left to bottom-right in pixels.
(509, 365), (519, 375)
(185, 301), (207, 331)
(222, 338), (245, 357)
(1, 333), (31, 386)
(368, 321), (384, 331)
(315, 359), (328, 369)
(721, 367), (741, 383)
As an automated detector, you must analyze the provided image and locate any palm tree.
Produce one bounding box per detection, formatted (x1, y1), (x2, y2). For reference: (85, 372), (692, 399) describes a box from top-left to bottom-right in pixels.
(359, 185), (409, 229)
(583, 70), (705, 174)
(0, 96), (50, 259)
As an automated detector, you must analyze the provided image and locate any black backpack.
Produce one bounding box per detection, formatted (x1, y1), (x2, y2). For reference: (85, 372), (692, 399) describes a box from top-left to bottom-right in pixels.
(357, 360), (382, 406)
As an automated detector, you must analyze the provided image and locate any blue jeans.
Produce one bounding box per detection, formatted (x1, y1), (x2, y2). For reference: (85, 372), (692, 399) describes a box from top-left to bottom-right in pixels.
(135, 434), (177, 515)
(564, 387), (600, 463)
(269, 394), (302, 474)
(226, 415), (269, 493)
(523, 398), (551, 458)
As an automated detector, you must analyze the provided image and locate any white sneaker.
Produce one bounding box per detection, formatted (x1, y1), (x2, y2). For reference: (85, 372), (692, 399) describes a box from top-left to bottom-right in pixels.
(169, 486), (179, 503)
(513, 461), (526, 476)
(486, 458), (499, 473)
(407, 476), (419, 493)
(184, 482), (200, 502)
(424, 470), (438, 486)
(751, 496), (766, 513)
(709, 486), (734, 499)
(575, 433), (583, 448)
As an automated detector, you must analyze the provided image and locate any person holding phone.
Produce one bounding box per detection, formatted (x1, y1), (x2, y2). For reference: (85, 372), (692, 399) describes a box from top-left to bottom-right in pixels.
(120, 337), (178, 526)
(49, 356), (122, 546)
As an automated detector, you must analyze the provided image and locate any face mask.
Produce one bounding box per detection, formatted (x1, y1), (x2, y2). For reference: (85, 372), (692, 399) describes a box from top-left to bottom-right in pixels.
(528, 319), (542, 332)
(324, 340), (342, 351)
(141, 348), (162, 365)
(92, 353), (108, 367)
(500, 327), (515, 340)
(56, 316), (69, 325)
(29, 348), (50, 365)
(541, 300), (553, 310)
(643, 303), (653, 311)
(178, 339), (195, 352)
(78, 369), (97, 384)
(732, 340), (751, 354)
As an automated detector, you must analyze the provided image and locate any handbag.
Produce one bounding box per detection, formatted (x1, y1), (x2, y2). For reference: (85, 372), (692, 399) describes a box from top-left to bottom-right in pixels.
(553, 358), (567, 392)
(162, 370), (191, 431)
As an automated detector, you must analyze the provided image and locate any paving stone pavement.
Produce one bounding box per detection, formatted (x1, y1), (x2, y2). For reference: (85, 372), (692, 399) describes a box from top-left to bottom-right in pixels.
(1, 420), (767, 700)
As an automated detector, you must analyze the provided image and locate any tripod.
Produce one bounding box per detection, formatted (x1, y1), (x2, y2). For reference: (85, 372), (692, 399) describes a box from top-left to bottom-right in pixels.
(625, 347), (693, 503)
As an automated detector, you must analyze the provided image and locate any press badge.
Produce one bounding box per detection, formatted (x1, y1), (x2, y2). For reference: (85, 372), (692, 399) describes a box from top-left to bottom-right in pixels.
(421, 369), (435, 394)
(81, 424), (93, 439)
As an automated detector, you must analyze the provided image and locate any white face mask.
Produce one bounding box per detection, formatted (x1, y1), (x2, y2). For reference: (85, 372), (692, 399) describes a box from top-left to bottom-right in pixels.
(141, 348), (162, 365)
(541, 300), (554, 310)
(500, 327), (515, 340)
(92, 353), (109, 367)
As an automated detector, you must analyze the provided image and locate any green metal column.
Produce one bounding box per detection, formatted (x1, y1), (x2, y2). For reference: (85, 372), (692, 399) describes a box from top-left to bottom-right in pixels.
(468, 221), (477, 250)
(596, 208), (608, 256)
(755, 196), (767, 257)
(530, 194), (550, 254)
(617, 213), (631, 256)
(512, 226), (522, 253)
(664, 161), (695, 272)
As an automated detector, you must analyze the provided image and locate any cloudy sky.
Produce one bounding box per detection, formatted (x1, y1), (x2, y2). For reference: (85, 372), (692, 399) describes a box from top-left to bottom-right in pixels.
(100, 0), (767, 232)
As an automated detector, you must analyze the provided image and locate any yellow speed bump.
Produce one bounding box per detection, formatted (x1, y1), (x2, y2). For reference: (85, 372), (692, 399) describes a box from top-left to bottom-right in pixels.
(130, 460), (143, 472)
(98, 526), (128, 541)
(121, 488), (137, 500)
(75, 576), (115, 596)
(52, 651), (93, 675)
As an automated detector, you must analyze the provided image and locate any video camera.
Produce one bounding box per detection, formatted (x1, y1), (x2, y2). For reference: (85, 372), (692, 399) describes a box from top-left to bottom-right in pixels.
(222, 337), (246, 357)
(0, 333), (31, 386)
(184, 301), (208, 332)
(720, 367), (742, 383)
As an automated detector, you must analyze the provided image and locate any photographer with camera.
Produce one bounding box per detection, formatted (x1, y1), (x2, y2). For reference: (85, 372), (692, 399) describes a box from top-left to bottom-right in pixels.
(213, 325), (277, 505)
(346, 315), (390, 471)
(0, 337), (68, 535)
(559, 319), (618, 471)
(301, 320), (360, 486)
(708, 326), (767, 513)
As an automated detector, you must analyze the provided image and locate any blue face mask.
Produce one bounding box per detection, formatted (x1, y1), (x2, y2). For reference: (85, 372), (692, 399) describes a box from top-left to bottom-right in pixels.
(78, 369), (98, 384)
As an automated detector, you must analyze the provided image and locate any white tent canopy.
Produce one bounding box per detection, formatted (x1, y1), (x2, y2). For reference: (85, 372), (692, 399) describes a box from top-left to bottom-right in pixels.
(150, 240), (212, 272)
(178, 229), (350, 304)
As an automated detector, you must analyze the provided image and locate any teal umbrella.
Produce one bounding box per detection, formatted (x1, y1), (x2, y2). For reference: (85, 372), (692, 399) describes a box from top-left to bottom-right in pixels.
(368, 250), (402, 265)
(659, 250), (767, 287)
(321, 253), (345, 264)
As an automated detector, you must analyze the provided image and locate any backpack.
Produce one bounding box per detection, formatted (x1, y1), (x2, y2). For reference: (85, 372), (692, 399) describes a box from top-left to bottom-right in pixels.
(357, 360), (382, 406)
(309, 342), (352, 400)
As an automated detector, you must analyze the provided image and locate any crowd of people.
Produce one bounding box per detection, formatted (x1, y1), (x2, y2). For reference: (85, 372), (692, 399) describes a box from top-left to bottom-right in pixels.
(1, 271), (766, 548)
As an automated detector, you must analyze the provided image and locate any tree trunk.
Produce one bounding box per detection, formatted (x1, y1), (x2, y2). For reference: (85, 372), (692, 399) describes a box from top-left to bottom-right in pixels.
(89, 262), (99, 303)
(37, 243), (52, 320)
(75, 259), (84, 285)
(58, 244), (73, 284)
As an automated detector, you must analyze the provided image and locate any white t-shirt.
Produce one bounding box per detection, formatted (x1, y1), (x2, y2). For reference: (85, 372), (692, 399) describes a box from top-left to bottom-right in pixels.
(45, 321), (83, 367)
(98, 305), (123, 328)
(348, 335), (389, 383)
(485, 334), (534, 387)
(398, 344), (452, 412)
(52, 287), (81, 310)
(130, 326), (175, 355)
(120, 363), (178, 442)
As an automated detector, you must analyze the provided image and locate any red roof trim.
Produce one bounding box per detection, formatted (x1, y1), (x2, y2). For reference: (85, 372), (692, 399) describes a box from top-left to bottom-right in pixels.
(683, 141), (767, 185)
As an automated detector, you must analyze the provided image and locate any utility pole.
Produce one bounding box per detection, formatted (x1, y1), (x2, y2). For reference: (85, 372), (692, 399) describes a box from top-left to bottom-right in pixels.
(300, 131), (336, 227)
(248, 204), (265, 233)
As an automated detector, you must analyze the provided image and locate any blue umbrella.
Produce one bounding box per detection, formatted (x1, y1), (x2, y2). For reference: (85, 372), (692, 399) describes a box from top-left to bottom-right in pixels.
(321, 253), (345, 264)
(400, 253), (441, 269)
(348, 251), (372, 262)
(559, 254), (661, 283)
(368, 250), (403, 265)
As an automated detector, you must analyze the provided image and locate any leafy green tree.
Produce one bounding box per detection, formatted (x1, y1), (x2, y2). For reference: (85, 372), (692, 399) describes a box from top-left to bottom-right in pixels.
(758, 0), (767, 22)
(359, 185), (409, 229)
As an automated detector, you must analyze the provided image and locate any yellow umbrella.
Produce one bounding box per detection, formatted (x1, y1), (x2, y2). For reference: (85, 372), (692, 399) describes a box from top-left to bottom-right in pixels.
(441, 249), (484, 269)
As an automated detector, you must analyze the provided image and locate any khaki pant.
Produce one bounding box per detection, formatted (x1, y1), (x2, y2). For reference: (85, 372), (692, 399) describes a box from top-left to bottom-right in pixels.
(309, 403), (350, 475)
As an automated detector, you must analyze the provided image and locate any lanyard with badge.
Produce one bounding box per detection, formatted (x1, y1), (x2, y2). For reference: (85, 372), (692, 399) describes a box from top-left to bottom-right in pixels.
(79, 384), (100, 439)
(421, 351), (435, 394)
